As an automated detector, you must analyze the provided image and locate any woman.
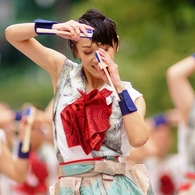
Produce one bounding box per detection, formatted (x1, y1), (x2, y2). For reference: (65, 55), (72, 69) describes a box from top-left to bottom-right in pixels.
(5, 8), (152, 195)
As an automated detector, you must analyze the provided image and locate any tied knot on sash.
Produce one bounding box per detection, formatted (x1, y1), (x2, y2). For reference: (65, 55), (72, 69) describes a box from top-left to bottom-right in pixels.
(94, 160), (126, 176)
(60, 88), (112, 155)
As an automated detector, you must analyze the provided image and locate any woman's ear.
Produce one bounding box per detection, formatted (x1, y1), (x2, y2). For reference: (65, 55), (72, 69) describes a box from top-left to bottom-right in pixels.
(116, 35), (120, 52)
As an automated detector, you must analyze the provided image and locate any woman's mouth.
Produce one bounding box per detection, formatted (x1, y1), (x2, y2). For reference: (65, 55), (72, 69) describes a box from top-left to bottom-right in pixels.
(92, 65), (99, 68)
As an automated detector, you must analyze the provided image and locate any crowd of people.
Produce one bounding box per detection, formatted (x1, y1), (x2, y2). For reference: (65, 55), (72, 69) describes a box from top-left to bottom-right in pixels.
(1, 7), (195, 195)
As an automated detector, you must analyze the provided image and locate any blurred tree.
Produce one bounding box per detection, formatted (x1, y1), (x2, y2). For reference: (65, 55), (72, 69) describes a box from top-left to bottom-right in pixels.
(0, 0), (71, 73)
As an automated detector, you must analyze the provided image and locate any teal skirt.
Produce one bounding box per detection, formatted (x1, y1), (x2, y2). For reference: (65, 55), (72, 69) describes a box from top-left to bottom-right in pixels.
(49, 160), (154, 195)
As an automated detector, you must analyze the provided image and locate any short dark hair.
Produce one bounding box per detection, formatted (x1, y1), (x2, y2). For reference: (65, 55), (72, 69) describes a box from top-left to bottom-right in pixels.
(68, 8), (119, 58)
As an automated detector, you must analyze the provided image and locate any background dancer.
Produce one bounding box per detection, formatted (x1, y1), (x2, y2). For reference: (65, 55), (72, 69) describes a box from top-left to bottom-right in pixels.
(167, 54), (195, 194)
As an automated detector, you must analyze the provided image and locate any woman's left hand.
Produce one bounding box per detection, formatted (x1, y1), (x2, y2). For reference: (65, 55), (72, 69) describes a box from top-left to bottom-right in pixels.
(97, 48), (124, 92)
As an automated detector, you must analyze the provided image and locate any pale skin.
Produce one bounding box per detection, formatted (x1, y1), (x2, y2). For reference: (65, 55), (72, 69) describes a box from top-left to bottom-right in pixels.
(166, 56), (195, 126)
(5, 20), (149, 148)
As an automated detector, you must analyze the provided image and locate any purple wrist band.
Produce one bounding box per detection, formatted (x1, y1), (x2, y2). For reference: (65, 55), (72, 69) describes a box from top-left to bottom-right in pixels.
(152, 114), (167, 127)
(34, 19), (58, 35)
(192, 53), (195, 58)
(14, 111), (22, 121)
(18, 142), (30, 159)
(118, 90), (137, 116)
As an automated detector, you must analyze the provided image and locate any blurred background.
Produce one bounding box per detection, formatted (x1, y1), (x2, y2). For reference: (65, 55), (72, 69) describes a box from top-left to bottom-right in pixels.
(1, 0), (195, 152)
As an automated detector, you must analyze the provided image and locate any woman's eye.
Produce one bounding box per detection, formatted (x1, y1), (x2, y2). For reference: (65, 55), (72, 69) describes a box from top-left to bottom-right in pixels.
(101, 47), (110, 52)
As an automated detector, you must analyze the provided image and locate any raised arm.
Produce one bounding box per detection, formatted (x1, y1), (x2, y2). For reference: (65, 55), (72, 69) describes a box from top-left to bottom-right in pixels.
(5, 20), (93, 92)
(166, 55), (195, 125)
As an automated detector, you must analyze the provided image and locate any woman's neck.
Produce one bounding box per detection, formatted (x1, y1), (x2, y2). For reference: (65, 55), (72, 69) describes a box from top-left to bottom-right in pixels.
(85, 76), (104, 93)
(82, 68), (105, 93)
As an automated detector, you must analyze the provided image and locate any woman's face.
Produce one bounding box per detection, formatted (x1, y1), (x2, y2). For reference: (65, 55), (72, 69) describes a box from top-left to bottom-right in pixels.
(75, 38), (117, 78)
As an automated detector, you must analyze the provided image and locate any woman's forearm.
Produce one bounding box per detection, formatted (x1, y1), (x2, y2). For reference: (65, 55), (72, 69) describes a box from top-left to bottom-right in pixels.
(5, 23), (37, 42)
(123, 96), (149, 147)
(124, 112), (149, 147)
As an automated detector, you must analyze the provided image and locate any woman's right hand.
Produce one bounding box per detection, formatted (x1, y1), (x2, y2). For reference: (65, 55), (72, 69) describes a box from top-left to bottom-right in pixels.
(53, 20), (94, 41)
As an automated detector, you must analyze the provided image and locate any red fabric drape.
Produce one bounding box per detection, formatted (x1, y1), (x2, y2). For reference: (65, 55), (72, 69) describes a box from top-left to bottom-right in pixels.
(61, 88), (112, 155)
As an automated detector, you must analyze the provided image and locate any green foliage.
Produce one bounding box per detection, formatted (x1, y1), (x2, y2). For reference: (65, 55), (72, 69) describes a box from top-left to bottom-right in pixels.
(0, 65), (53, 110)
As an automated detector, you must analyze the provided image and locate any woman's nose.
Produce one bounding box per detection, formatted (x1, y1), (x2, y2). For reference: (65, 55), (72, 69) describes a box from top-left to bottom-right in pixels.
(92, 52), (99, 63)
